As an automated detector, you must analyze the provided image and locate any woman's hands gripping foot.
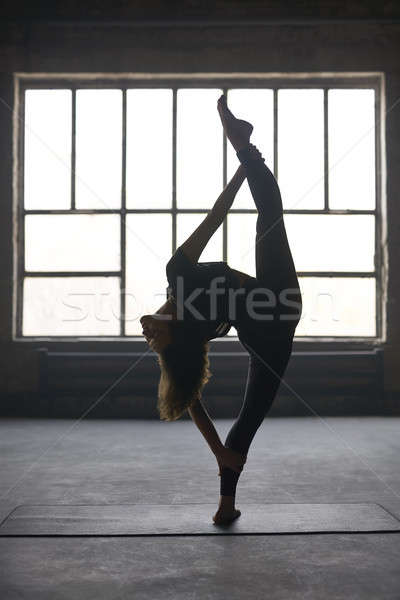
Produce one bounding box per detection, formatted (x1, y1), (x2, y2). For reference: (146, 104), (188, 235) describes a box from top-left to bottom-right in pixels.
(216, 445), (247, 476)
(217, 94), (253, 152)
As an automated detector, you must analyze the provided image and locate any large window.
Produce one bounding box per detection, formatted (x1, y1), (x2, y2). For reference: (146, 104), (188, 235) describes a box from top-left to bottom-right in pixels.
(15, 75), (382, 339)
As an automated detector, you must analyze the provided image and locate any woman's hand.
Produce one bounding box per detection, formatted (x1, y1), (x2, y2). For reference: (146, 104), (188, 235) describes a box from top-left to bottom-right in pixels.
(216, 445), (247, 475)
(247, 143), (264, 161)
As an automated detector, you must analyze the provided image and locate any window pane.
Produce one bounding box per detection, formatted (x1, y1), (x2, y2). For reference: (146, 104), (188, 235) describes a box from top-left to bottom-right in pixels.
(177, 214), (223, 261)
(177, 89), (223, 208)
(278, 89), (324, 209)
(24, 90), (71, 209)
(285, 214), (375, 272)
(227, 89), (274, 209)
(295, 277), (376, 337)
(126, 89), (172, 208)
(328, 89), (375, 209)
(75, 90), (122, 208)
(25, 214), (120, 272)
(23, 277), (120, 336)
(227, 214), (257, 276)
(125, 214), (172, 335)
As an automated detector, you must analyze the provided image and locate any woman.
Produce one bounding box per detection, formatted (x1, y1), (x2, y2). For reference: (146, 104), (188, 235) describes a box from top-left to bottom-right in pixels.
(140, 95), (302, 525)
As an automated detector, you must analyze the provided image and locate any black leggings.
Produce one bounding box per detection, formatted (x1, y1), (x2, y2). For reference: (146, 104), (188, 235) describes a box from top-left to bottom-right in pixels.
(220, 144), (302, 497)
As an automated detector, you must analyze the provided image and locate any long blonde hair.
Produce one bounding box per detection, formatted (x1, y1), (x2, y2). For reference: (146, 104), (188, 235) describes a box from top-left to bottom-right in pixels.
(157, 326), (211, 421)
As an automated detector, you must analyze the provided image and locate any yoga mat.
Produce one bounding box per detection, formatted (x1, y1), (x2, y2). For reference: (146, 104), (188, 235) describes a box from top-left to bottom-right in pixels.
(0, 503), (398, 536)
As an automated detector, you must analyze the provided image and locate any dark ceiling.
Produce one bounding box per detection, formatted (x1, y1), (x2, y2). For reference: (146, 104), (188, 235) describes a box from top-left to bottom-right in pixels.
(1, 1), (400, 22)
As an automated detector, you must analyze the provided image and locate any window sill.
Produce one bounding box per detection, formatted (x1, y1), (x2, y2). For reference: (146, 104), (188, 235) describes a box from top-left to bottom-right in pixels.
(12, 334), (384, 355)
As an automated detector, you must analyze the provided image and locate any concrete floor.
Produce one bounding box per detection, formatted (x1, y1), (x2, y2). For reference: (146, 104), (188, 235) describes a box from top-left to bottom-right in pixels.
(0, 417), (399, 599)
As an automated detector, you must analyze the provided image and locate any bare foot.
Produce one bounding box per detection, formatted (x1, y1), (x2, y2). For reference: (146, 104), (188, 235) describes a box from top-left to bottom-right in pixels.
(213, 506), (241, 525)
(217, 94), (253, 151)
(212, 495), (242, 525)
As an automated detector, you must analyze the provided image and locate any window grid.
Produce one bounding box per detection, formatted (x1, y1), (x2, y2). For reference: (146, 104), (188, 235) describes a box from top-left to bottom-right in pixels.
(16, 75), (382, 340)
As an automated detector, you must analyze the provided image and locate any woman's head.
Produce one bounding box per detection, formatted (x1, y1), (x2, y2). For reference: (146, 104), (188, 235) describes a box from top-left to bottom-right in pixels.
(156, 324), (211, 421)
(140, 314), (173, 353)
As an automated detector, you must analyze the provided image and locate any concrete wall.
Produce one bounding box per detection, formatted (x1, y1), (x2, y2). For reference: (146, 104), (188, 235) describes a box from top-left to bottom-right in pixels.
(0, 3), (399, 410)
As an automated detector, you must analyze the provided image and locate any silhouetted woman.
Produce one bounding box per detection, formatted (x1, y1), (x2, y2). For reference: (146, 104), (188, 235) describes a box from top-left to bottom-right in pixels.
(140, 95), (302, 524)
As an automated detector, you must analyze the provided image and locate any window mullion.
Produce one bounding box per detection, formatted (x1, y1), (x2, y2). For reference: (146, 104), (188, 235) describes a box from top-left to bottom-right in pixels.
(120, 88), (127, 337)
(222, 87), (228, 262)
(71, 89), (76, 210)
(324, 88), (329, 211)
(273, 88), (278, 179)
(172, 88), (177, 253)
(24, 271), (121, 277)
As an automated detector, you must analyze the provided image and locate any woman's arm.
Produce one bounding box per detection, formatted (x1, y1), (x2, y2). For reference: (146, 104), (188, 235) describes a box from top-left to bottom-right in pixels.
(154, 298), (175, 317)
(187, 398), (224, 457)
(180, 165), (246, 265)
(187, 398), (247, 473)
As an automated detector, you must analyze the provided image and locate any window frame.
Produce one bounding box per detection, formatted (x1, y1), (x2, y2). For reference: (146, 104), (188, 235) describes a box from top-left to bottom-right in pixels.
(13, 72), (385, 343)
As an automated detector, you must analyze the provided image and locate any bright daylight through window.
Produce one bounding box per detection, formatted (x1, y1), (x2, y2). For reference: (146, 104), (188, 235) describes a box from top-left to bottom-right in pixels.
(18, 79), (379, 338)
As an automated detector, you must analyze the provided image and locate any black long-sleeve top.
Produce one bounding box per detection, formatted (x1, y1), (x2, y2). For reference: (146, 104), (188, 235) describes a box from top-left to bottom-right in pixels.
(165, 246), (240, 340)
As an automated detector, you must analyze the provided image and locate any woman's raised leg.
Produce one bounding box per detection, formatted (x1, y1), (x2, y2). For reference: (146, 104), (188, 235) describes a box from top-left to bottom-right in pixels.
(237, 145), (299, 294)
(217, 101), (302, 502)
(219, 148), (301, 500)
